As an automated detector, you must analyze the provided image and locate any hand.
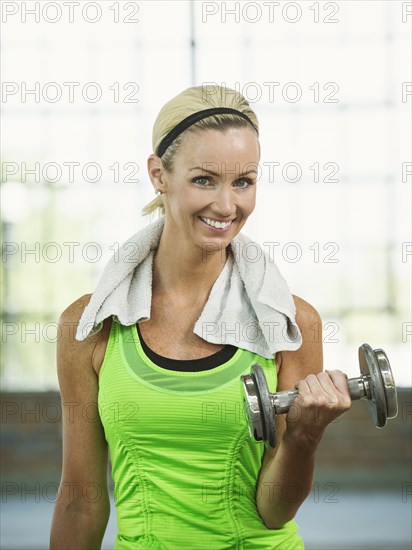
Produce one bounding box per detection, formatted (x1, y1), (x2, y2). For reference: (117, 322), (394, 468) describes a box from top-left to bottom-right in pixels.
(284, 370), (352, 450)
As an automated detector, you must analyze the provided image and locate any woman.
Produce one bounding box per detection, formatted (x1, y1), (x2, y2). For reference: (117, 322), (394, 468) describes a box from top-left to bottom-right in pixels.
(50, 85), (351, 549)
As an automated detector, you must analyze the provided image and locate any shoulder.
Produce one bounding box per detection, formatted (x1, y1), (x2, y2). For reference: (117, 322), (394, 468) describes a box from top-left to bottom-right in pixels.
(58, 294), (112, 376)
(58, 294), (96, 351)
(59, 293), (92, 324)
(292, 294), (322, 329)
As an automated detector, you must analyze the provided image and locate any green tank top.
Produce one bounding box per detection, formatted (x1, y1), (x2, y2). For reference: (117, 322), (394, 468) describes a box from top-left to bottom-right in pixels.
(98, 320), (304, 549)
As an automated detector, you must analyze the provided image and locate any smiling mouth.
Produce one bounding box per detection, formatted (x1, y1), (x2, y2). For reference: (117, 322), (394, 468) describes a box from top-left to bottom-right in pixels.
(199, 216), (235, 229)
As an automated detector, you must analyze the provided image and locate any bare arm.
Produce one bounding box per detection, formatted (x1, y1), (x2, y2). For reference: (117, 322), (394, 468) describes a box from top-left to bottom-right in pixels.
(256, 295), (351, 529)
(50, 295), (111, 550)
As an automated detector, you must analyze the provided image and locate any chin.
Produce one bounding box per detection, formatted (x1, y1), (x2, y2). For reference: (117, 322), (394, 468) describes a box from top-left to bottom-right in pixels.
(202, 231), (238, 255)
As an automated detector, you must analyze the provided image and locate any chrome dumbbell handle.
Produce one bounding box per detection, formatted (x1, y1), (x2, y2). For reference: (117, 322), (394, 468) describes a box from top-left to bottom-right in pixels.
(270, 377), (369, 415)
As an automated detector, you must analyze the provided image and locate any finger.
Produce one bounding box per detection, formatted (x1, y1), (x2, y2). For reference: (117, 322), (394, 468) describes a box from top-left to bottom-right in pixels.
(294, 379), (311, 395)
(304, 372), (337, 398)
(301, 373), (350, 413)
(326, 369), (352, 398)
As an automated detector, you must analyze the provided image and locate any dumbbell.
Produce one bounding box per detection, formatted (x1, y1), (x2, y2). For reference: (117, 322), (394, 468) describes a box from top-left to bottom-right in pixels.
(240, 343), (398, 449)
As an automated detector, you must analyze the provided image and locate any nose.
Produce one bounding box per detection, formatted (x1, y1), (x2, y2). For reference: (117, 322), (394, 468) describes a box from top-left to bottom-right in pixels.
(213, 185), (236, 217)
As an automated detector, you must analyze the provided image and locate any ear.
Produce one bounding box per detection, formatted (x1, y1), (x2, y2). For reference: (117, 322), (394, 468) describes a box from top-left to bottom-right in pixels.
(147, 154), (167, 193)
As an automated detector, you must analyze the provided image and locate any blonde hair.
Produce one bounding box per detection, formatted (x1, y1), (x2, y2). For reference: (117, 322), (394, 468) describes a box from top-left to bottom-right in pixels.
(142, 84), (260, 217)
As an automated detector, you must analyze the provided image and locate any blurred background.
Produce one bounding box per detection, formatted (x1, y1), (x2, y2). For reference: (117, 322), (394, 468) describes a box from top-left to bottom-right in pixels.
(1, 1), (411, 548)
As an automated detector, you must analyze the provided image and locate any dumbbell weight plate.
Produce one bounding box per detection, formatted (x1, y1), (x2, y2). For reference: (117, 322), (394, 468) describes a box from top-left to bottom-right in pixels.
(252, 363), (276, 449)
(359, 343), (398, 428)
(241, 371), (264, 442)
(241, 364), (276, 449)
(376, 350), (398, 419)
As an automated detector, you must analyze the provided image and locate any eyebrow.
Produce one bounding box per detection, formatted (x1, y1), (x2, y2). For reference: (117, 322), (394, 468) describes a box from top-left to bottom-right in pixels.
(189, 166), (258, 176)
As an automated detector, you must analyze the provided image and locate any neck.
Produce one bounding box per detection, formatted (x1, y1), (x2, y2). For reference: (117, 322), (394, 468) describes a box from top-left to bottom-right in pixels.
(152, 229), (228, 299)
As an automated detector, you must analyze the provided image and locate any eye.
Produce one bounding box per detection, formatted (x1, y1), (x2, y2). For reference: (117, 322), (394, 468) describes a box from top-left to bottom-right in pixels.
(192, 176), (212, 186)
(234, 178), (254, 189)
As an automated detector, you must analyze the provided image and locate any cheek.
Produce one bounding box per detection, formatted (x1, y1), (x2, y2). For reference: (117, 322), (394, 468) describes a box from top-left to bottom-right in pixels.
(169, 187), (199, 217)
(241, 190), (256, 216)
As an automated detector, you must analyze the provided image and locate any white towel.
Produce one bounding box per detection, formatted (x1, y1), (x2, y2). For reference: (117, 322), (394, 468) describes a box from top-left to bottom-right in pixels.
(76, 216), (302, 358)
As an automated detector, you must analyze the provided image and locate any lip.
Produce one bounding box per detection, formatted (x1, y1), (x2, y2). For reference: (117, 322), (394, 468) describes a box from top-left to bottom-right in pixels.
(199, 216), (235, 232)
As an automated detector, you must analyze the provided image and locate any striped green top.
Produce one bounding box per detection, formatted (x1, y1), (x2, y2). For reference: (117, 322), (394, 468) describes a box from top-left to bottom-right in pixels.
(98, 320), (304, 549)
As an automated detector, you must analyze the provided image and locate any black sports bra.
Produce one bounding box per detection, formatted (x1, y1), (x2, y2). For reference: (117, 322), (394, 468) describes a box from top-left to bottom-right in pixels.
(136, 323), (237, 372)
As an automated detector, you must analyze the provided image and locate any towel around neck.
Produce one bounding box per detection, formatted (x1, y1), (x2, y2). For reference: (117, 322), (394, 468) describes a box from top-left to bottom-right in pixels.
(75, 216), (302, 358)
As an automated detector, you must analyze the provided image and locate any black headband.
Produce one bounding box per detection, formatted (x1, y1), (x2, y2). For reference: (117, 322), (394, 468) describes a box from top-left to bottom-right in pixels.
(156, 107), (257, 158)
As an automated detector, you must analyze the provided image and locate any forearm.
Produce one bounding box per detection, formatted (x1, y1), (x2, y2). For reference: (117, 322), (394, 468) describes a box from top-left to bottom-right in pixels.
(256, 432), (318, 530)
(50, 500), (110, 550)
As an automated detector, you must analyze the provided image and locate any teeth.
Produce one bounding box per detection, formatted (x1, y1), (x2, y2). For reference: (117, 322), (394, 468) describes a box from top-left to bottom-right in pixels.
(201, 217), (232, 229)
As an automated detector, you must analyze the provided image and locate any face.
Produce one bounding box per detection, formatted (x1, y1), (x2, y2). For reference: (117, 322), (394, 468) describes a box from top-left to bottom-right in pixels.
(154, 126), (260, 254)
